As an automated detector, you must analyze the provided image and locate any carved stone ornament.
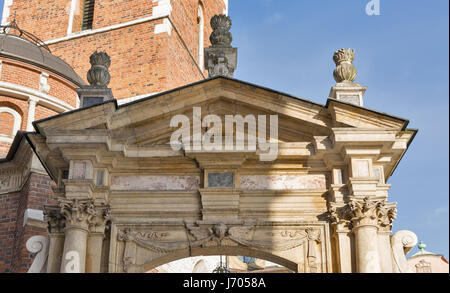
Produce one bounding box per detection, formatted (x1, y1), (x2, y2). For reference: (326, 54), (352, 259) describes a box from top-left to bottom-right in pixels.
(58, 198), (97, 230)
(328, 197), (397, 230)
(86, 51), (111, 87)
(26, 235), (49, 273)
(204, 14), (237, 78)
(333, 48), (357, 83)
(210, 14), (232, 47)
(44, 205), (66, 234)
(89, 204), (111, 234)
(391, 230), (418, 273)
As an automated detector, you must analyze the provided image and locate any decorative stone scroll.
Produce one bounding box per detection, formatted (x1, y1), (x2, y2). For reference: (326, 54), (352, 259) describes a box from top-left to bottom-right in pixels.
(26, 235), (49, 273)
(391, 230), (418, 273)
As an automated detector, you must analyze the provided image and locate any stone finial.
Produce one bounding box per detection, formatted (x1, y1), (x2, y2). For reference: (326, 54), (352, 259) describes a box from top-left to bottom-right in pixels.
(204, 14), (237, 78)
(87, 51), (111, 87)
(78, 51), (114, 108)
(210, 14), (232, 47)
(333, 48), (357, 83)
(328, 48), (366, 107)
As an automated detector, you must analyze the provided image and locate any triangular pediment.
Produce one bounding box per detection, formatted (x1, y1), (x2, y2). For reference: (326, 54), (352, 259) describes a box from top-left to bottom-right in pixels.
(28, 77), (416, 182)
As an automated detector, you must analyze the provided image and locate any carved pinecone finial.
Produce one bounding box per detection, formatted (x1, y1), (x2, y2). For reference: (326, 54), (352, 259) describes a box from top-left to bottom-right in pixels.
(333, 48), (357, 83)
(87, 51), (111, 87)
(210, 14), (232, 47)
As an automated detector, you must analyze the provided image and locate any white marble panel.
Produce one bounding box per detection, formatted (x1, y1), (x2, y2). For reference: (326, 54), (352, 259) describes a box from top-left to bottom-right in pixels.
(240, 175), (326, 190)
(111, 175), (200, 191)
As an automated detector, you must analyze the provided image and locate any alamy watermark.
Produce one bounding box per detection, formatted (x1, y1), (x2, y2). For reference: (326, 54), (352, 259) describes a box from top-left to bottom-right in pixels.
(366, 0), (381, 16)
(170, 107), (279, 161)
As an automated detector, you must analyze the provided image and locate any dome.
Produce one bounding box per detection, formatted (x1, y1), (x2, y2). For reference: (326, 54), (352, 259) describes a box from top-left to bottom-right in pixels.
(0, 22), (85, 87)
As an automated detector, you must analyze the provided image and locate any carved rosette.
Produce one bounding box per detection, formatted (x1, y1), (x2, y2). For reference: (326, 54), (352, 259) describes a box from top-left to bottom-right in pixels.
(87, 51), (111, 87)
(333, 48), (357, 83)
(328, 197), (397, 231)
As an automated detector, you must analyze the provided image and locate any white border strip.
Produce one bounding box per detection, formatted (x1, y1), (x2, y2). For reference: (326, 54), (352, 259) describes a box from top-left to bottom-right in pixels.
(0, 81), (75, 113)
(1, 0), (13, 25)
(0, 106), (21, 134)
(43, 13), (170, 46)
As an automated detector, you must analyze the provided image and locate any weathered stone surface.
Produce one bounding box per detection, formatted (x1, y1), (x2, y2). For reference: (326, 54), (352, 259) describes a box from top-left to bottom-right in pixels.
(240, 175), (326, 190)
(111, 175), (201, 191)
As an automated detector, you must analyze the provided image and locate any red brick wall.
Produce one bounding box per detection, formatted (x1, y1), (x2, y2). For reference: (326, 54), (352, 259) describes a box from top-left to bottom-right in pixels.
(1, 62), (40, 91)
(0, 98), (26, 131)
(0, 112), (14, 136)
(93, 0), (156, 29)
(48, 20), (170, 99)
(0, 173), (56, 273)
(1, 59), (79, 108)
(5, 0), (70, 41)
(7, 0), (226, 100)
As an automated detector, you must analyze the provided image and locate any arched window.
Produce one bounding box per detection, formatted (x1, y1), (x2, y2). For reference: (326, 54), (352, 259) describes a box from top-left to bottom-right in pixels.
(198, 4), (205, 70)
(0, 106), (22, 136)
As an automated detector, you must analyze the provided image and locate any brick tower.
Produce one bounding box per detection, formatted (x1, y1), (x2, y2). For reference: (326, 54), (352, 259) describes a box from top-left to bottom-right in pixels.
(1, 0), (228, 102)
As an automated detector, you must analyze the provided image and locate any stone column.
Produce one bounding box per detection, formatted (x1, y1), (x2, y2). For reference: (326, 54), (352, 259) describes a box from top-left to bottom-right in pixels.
(328, 204), (354, 273)
(44, 206), (65, 273)
(377, 203), (397, 273)
(59, 199), (95, 273)
(329, 197), (396, 273)
(348, 197), (396, 273)
(86, 205), (110, 273)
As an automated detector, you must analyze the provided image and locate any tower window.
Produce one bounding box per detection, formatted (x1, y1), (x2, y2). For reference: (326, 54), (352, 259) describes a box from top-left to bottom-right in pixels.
(81, 0), (95, 30)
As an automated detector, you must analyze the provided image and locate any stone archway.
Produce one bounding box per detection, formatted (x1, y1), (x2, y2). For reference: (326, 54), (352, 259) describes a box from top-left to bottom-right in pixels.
(110, 221), (331, 273)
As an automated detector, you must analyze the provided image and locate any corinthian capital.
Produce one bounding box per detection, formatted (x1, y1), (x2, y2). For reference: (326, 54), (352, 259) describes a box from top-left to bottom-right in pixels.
(89, 204), (111, 234)
(44, 205), (66, 234)
(328, 197), (397, 231)
(349, 197), (397, 229)
(58, 198), (96, 230)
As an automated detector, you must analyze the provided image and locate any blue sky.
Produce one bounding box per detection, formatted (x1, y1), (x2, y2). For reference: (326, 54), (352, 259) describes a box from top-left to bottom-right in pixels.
(228, 0), (449, 258)
(1, 0), (448, 258)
